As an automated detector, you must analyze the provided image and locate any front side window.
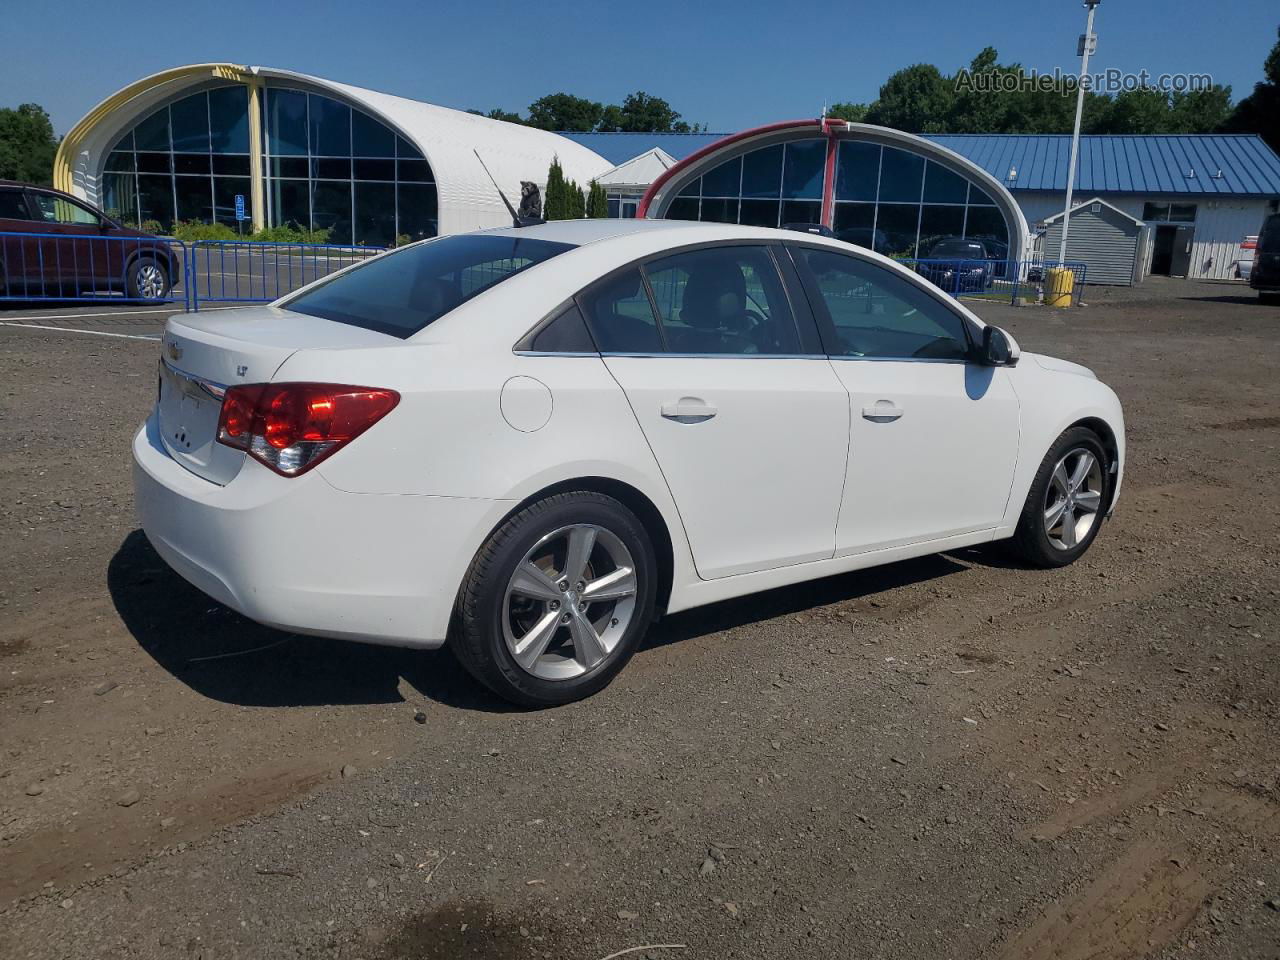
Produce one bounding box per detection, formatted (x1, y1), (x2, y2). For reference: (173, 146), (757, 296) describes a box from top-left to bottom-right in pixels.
(579, 269), (664, 353)
(644, 246), (801, 355)
(797, 247), (971, 361)
(284, 235), (574, 338)
(28, 193), (101, 226)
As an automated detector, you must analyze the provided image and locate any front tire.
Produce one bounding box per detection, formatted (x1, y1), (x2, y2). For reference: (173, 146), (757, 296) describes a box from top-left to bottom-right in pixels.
(1010, 427), (1110, 568)
(451, 492), (657, 707)
(126, 257), (171, 300)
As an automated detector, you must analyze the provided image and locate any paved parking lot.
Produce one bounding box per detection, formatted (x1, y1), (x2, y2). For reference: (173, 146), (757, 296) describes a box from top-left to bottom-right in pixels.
(0, 282), (1278, 959)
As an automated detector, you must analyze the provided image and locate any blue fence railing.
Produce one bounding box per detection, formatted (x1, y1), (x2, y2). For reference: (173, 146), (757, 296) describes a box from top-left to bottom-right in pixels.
(898, 258), (1088, 306)
(0, 231), (186, 304)
(185, 240), (385, 310)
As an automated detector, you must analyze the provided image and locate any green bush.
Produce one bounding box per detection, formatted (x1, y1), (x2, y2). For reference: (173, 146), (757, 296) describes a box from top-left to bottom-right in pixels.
(169, 220), (240, 242)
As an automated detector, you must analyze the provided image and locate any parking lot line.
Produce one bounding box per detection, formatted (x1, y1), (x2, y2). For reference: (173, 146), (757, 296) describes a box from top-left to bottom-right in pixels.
(0, 321), (161, 341)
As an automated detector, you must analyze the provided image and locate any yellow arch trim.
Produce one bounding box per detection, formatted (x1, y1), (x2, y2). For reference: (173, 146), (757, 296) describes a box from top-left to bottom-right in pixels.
(52, 63), (251, 193)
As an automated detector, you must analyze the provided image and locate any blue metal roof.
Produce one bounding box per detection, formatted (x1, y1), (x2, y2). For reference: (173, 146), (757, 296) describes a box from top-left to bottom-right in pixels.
(565, 130), (1280, 198)
(922, 135), (1280, 197)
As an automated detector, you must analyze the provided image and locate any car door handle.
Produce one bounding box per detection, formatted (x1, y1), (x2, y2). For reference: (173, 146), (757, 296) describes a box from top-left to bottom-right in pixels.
(660, 398), (718, 423)
(862, 401), (903, 422)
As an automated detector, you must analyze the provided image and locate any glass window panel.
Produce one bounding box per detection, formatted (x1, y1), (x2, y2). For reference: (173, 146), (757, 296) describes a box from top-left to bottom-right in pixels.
(918, 205), (967, 256)
(781, 199), (822, 226)
(782, 139), (825, 200)
(738, 198), (781, 228)
(266, 89), (307, 156)
(878, 148), (925, 204)
(833, 203), (878, 248)
(923, 162), (969, 204)
(174, 153), (211, 175)
(0, 189), (35, 220)
(212, 154), (249, 176)
(968, 185), (997, 207)
(351, 110), (395, 157)
(396, 136), (424, 159)
(964, 206), (1009, 245)
(396, 182), (438, 242)
(311, 180), (352, 244)
(397, 158), (432, 182)
(208, 86), (249, 153)
(169, 93), (210, 153)
(136, 152), (172, 174)
(105, 150), (135, 172)
(175, 176), (212, 223)
(354, 158), (395, 181)
(1169, 204), (1197, 223)
(835, 141), (880, 202)
(270, 156), (309, 178)
(101, 173), (137, 224)
(355, 182), (396, 246)
(134, 108), (170, 151)
(607, 197), (620, 218)
(798, 247), (969, 361)
(645, 246), (800, 356)
(270, 178), (311, 231)
(740, 144), (783, 199)
(309, 94), (351, 156)
(666, 197), (700, 221)
(676, 177), (701, 198)
(874, 204), (921, 258)
(137, 174), (175, 229)
(622, 201), (638, 219)
(112, 130), (135, 152)
(28, 193), (102, 225)
(313, 157), (352, 180)
(699, 198), (739, 224)
(529, 304), (596, 353)
(701, 157), (742, 198)
(579, 268), (663, 353)
(214, 177), (251, 227)
(1142, 202), (1168, 221)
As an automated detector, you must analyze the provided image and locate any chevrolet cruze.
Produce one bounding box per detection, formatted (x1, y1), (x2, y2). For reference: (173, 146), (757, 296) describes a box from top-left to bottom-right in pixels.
(133, 219), (1125, 706)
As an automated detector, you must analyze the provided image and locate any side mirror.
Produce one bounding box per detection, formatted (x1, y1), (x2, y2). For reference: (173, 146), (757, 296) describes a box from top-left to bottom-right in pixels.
(977, 325), (1019, 366)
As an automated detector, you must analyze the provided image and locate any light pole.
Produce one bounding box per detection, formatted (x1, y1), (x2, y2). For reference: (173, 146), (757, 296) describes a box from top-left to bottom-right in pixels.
(1059, 0), (1101, 264)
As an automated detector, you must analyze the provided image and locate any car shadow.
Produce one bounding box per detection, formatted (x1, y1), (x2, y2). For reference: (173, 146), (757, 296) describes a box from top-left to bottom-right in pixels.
(111, 530), (981, 711)
(1178, 294), (1273, 306)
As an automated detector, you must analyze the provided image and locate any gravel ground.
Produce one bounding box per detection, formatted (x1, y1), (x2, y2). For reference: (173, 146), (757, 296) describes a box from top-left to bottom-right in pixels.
(1, 284), (1278, 959)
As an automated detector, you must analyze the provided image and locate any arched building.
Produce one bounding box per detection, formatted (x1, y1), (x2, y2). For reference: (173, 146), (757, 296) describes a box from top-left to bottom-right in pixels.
(53, 63), (611, 244)
(638, 118), (1030, 260)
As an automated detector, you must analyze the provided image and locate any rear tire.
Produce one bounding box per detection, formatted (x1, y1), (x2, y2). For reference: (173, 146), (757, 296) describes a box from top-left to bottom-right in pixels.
(126, 257), (170, 300)
(451, 492), (657, 708)
(1260, 293), (1280, 306)
(1009, 427), (1110, 568)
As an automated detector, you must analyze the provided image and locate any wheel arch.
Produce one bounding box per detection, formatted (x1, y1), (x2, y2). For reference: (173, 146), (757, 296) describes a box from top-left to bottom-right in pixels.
(1069, 416), (1121, 513)
(488, 476), (676, 617)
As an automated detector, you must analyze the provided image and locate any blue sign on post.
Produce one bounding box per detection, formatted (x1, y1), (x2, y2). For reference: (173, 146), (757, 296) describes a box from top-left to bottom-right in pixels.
(234, 194), (246, 221)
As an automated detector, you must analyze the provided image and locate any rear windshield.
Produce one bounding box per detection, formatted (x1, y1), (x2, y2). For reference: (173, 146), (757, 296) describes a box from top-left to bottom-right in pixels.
(931, 241), (986, 258)
(1261, 217), (1280, 254)
(283, 234), (575, 338)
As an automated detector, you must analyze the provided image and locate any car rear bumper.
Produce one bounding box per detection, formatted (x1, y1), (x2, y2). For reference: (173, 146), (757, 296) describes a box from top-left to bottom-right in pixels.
(132, 413), (507, 648)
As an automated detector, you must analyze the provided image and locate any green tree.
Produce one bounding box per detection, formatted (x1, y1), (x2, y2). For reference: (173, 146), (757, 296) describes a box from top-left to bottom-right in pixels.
(827, 102), (870, 122)
(614, 91), (692, 132)
(527, 93), (604, 132)
(1167, 86), (1233, 133)
(0, 103), (58, 186)
(865, 64), (955, 133)
(586, 180), (609, 218)
(468, 107), (524, 124)
(1223, 25), (1280, 153)
(544, 156), (567, 220)
(566, 179), (585, 218)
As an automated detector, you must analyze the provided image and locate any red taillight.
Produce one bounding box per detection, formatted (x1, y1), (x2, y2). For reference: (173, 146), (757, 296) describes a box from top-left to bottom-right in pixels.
(216, 383), (399, 476)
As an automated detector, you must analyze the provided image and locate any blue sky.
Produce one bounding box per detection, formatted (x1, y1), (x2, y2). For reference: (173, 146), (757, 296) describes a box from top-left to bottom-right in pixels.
(4, 0), (1276, 135)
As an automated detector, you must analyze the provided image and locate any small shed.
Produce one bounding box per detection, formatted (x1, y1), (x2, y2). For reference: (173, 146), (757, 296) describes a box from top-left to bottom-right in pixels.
(1043, 197), (1147, 286)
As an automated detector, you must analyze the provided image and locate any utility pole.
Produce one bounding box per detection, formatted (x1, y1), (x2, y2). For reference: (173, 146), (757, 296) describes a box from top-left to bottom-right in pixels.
(1059, 0), (1101, 264)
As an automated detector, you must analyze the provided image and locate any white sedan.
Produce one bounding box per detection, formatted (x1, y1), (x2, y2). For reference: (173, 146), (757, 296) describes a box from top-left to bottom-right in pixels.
(133, 219), (1124, 706)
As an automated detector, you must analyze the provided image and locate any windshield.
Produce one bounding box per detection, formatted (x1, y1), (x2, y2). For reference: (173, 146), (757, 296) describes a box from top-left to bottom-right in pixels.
(931, 241), (985, 258)
(284, 234), (575, 338)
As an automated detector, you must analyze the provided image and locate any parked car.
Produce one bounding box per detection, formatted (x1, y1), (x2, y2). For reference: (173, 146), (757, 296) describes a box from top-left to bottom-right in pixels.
(133, 220), (1125, 707)
(916, 237), (999, 292)
(1251, 214), (1280, 304)
(834, 226), (888, 251)
(0, 181), (177, 300)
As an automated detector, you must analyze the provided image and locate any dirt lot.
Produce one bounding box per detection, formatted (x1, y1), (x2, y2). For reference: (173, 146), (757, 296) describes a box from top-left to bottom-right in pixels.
(1, 283), (1278, 959)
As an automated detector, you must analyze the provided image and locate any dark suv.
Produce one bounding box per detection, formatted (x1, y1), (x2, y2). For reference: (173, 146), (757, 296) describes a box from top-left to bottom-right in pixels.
(916, 237), (1001, 293)
(0, 181), (178, 300)
(1251, 213), (1280, 305)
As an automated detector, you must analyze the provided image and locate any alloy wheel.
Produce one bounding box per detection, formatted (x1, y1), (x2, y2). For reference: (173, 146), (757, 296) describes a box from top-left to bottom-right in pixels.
(502, 524), (638, 681)
(1043, 448), (1104, 550)
(137, 263), (165, 299)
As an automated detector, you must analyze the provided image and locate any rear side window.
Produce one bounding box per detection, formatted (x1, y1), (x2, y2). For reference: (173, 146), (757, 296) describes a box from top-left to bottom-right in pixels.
(0, 190), (34, 221)
(579, 268), (664, 353)
(284, 234), (575, 338)
(796, 247), (971, 361)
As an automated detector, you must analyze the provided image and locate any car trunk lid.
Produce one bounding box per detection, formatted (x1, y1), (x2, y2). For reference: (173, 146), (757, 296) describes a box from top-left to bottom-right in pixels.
(155, 306), (396, 485)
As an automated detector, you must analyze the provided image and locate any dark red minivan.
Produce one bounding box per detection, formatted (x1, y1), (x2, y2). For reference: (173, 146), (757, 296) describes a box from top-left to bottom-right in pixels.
(0, 181), (179, 300)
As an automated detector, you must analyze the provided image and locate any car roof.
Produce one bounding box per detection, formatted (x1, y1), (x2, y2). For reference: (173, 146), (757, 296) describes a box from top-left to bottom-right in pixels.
(0, 180), (60, 192)
(481, 218), (789, 247)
